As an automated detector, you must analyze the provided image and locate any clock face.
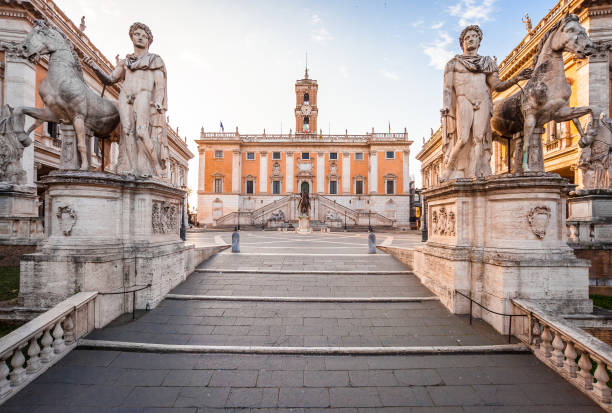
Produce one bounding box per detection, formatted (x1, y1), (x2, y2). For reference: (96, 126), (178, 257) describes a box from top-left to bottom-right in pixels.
(301, 104), (312, 115)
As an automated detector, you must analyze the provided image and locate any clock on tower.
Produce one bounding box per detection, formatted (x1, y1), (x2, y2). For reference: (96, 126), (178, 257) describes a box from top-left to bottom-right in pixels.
(295, 66), (318, 134)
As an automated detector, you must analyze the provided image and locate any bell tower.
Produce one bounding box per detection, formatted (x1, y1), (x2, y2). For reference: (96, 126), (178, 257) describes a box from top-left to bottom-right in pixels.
(294, 62), (318, 134)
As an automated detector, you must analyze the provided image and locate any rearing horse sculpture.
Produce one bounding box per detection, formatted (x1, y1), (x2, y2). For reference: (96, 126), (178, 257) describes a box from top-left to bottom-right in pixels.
(12, 20), (119, 170)
(491, 14), (599, 172)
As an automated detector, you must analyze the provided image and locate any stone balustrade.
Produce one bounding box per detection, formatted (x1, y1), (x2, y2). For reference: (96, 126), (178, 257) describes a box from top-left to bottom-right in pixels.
(0, 292), (97, 405)
(513, 298), (612, 411)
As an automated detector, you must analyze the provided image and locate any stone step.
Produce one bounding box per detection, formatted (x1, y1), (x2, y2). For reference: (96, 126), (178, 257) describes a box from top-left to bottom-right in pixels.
(85, 300), (508, 348)
(174, 272), (429, 297)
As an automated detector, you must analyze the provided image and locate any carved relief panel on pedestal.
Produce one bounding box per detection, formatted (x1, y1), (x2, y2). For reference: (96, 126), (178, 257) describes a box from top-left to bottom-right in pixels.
(430, 205), (456, 237)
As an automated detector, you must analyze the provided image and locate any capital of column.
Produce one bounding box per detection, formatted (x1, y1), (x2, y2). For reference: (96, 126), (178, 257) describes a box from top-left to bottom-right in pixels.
(286, 151), (294, 156)
(260, 151), (268, 156)
(232, 150), (241, 155)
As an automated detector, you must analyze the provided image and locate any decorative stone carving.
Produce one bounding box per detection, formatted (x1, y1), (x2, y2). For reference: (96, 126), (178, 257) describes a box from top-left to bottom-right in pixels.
(56, 205), (77, 236)
(431, 206), (455, 236)
(578, 115), (612, 189)
(527, 206), (551, 239)
(152, 200), (179, 234)
(0, 105), (32, 184)
(271, 162), (282, 179)
(325, 211), (339, 221)
(269, 210), (285, 222)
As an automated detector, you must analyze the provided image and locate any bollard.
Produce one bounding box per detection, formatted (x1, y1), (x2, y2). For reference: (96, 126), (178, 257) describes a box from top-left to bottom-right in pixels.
(232, 229), (240, 253)
(368, 232), (376, 254)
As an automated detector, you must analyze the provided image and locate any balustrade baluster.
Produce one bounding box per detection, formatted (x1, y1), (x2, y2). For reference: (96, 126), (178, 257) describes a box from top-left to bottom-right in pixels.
(26, 333), (43, 374)
(578, 352), (594, 390)
(9, 343), (26, 386)
(52, 319), (65, 354)
(593, 361), (611, 403)
(531, 319), (541, 348)
(552, 332), (565, 367)
(564, 341), (578, 378)
(63, 313), (75, 344)
(540, 326), (553, 358)
(0, 353), (11, 398)
(40, 327), (54, 363)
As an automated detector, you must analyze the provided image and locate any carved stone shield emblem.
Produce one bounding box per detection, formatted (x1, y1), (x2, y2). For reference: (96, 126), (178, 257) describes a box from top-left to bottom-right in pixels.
(56, 205), (77, 236)
(527, 206), (551, 239)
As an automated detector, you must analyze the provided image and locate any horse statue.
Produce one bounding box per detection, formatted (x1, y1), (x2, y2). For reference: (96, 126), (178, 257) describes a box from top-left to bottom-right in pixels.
(491, 14), (600, 172)
(13, 20), (119, 170)
(577, 115), (612, 190)
(297, 190), (310, 216)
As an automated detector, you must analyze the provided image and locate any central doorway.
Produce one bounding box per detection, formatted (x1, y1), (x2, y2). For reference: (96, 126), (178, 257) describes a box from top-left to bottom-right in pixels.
(300, 181), (310, 194)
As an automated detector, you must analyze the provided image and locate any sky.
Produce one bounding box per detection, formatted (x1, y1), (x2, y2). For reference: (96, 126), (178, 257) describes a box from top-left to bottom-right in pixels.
(56, 0), (554, 204)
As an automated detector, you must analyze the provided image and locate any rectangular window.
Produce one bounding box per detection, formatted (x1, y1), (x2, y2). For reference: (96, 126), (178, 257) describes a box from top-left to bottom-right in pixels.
(386, 151), (395, 159)
(246, 180), (254, 194)
(214, 178), (223, 193)
(246, 152), (255, 160)
(301, 152), (310, 160)
(386, 180), (395, 195)
(329, 180), (338, 194)
(214, 150), (223, 159)
(329, 152), (338, 160)
(355, 153), (364, 161)
(47, 122), (58, 138)
(272, 180), (281, 194)
(272, 152), (281, 160)
(355, 180), (364, 194)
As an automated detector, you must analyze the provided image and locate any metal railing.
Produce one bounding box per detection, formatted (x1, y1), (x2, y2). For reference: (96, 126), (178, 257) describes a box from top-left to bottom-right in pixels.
(455, 290), (527, 343)
(98, 284), (151, 320)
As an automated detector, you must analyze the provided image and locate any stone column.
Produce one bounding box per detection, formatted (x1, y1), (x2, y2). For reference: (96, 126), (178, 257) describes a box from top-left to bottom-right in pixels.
(402, 150), (410, 193)
(342, 152), (351, 194)
(286, 152), (294, 193)
(317, 152), (325, 193)
(369, 150), (378, 194)
(232, 150), (241, 193)
(198, 149), (205, 192)
(4, 54), (36, 185)
(259, 151), (268, 193)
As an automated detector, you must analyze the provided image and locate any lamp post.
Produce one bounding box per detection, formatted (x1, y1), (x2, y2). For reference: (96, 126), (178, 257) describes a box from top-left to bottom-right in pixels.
(368, 210), (372, 232)
(237, 206), (241, 231)
(344, 210), (347, 231)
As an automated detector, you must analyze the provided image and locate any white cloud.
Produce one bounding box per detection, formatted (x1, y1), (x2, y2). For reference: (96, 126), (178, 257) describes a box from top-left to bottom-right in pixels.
(431, 21), (444, 29)
(312, 27), (332, 42)
(380, 69), (399, 81)
(311, 13), (321, 24)
(411, 19), (424, 28)
(339, 65), (349, 79)
(422, 31), (455, 70)
(448, 0), (496, 27)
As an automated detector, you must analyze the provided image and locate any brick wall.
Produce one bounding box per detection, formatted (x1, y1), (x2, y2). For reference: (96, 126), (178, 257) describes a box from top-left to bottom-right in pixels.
(0, 245), (37, 267)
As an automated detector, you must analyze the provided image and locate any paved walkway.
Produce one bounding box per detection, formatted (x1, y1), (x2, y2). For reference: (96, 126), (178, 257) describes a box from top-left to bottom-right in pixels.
(3, 231), (601, 412)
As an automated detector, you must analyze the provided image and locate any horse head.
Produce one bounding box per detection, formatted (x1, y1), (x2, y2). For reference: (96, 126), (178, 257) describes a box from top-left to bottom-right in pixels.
(550, 14), (596, 59)
(21, 20), (68, 62)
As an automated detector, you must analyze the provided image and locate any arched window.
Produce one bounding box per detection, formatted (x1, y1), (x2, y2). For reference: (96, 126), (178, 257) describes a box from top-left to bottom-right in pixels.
(304, 92), (309, 103)
(303, 116), (310, 132)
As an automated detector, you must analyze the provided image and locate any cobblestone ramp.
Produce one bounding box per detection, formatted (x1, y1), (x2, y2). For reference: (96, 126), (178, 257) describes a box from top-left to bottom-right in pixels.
(4, 234), (601, 411)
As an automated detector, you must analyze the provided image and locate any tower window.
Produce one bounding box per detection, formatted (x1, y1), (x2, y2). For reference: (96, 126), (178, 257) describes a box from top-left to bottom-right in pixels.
(329, 152), (338, 160)
(246, 152), (255, 160)
(301, 152), (310, 160)
(304, 92), (309, 103)
(214, 150), (224, 159)
(386, 151), (395, 159)
(272, 152), (281, 160)
(355, 153), (364, 160)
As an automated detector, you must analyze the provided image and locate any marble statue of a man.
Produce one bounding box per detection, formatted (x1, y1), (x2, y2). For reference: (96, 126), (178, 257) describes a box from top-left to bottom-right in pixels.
(85, 22), (168, 177)
(441, 25), (531, 181)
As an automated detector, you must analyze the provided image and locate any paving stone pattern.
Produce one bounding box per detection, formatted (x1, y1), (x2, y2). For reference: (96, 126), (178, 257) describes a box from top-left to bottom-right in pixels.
(4, 232), (601, 411)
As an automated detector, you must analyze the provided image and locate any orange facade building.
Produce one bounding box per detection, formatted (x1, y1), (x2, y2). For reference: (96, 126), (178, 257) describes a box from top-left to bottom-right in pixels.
(196, 70), (413, 229)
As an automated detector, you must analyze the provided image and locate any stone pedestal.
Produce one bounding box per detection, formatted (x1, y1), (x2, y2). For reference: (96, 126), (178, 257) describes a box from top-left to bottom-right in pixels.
(19, 171), (194, 327)
(413, 173), (592, 334)
(0, 184), (43, 265)
(297, 215), (312, 233)
(567, 189), (612, 286)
